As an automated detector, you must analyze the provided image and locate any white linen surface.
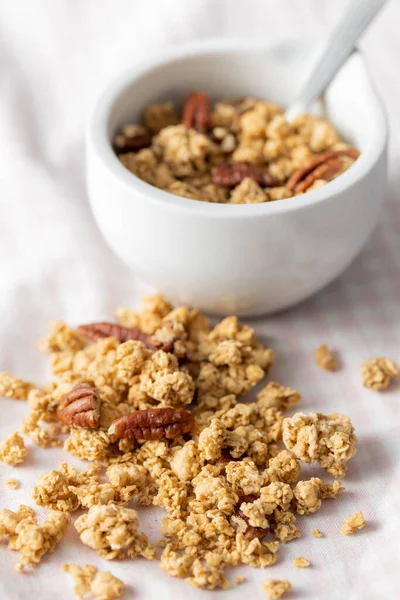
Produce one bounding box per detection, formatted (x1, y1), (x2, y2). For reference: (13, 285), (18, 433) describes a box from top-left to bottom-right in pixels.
(0, 1), (400, 598)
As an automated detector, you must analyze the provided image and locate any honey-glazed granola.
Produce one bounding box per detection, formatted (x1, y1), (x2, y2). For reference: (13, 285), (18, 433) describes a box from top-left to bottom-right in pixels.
(113, 93), (359, 204)
(0, 293), (359, 591)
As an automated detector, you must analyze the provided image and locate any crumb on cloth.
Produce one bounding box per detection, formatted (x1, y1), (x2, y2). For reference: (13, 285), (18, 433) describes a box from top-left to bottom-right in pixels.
(4, 478), (19, 490)
(293, 556), (310, 567)
(312, 528), (323, 538)
(315, 345), (338, 371)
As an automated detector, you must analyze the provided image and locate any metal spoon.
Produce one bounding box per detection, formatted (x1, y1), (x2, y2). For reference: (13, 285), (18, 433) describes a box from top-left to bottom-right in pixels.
(285, 0), (388, 121)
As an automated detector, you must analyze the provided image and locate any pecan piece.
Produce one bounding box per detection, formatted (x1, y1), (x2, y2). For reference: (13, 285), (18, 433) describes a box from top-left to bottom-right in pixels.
(293, 156), (344, 193)
(58, 383), (100, 429)
(212, 162), (276, 187)
(114, 132), (152, 154)
(286, 147), (359, 192)
(77, 321), (176, 353)
(182, 91), (211, 133)
(235, 508), (268, 541)
(77, 322), (153, 347)
(219, 450), (240, 465)
(108, 407), (194, 441)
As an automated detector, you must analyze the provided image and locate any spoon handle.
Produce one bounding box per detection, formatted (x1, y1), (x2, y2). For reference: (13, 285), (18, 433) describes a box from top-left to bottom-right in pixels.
(285, 0), (388, 121)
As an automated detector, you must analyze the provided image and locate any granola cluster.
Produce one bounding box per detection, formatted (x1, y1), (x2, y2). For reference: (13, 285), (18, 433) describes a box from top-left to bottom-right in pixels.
(0, 432), (27, 466)
(64, 563), (124, 600)
(75, 504), (155, 560)
(361, 357), (399, 391)
(282, 412), (357, 478)
(263, 578), (292, 599)
(0, 504), (70, 570)
(0, 294), (360, 592)
(114, 93), (359, 204)
(340, 511), (366, 535)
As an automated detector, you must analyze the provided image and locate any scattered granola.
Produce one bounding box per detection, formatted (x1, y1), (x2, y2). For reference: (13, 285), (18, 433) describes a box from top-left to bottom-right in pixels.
(315, 344), (338, 371)
(340, 511), (366, 535)
(235, 575), (245, 585)
(0, 432), (27, 466)
(0, 293), (360, 592)
(312, 528), (323, 538)
(262, 578), (292, 599)
(114, 93), (359, 203)
(293, 556), (310, 567)
(64, 563), (125, 600)
(361, 358), (399, 391)
(4, 478), (19, 490)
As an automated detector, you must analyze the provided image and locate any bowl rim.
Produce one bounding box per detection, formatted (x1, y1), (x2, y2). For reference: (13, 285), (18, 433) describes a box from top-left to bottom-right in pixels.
(86, 38), (388, 220)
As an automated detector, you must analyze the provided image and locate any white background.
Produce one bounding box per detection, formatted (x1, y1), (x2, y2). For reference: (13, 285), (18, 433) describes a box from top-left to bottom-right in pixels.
(0, 1), (400, 598)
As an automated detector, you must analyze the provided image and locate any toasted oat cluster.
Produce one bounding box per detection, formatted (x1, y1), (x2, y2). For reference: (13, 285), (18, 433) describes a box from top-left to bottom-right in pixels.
(0, 432), (27, 466)
(64, 563), (124, 600)
(0, 372), (34, 400)
(315, 344), (338, 371)
(340, 511), (366, 535)
(113, 93), (359, 204)
(0, 294), (358, 590)
(0, 504), (70, 570)
(75, 504), (156, 560)
(282, 412), (357, 478)
(263, 578), (292, 599)
(361, 357), (399, 391)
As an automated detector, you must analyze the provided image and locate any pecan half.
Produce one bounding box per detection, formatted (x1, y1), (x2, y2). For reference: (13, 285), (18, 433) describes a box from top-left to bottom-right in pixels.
(58, 383), (100, 429)
(286, 147), (359, 192)
(77, 321), (176, 353)
(295, 156), (345, 193)
(77, 322), (153, 347)
(182, 91), (211, 133)
(114, 132), (152, 154)
(212, 162), (276, 187)
(108, 407), (194, 441)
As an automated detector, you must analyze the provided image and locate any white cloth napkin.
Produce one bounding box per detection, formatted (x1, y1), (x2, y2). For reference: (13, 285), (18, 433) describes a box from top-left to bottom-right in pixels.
(1, 1), (400, 598)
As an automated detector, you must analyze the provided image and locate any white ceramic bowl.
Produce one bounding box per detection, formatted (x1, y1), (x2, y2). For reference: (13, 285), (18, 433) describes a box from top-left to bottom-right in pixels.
(86, 39), (387, 316)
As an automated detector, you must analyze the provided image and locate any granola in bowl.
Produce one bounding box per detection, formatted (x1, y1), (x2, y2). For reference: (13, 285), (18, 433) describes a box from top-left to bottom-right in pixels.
(113, 92), (359, 204)
(0, 294), (360, 592)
